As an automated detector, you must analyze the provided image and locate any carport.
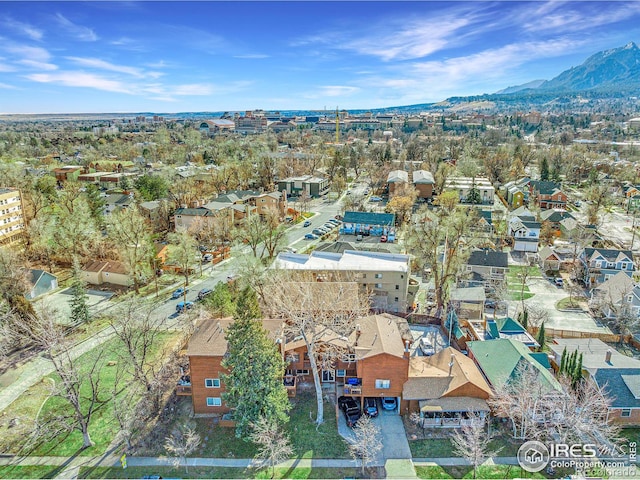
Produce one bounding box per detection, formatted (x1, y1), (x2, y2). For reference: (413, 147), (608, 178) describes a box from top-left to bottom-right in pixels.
(418, 397), (489, 427)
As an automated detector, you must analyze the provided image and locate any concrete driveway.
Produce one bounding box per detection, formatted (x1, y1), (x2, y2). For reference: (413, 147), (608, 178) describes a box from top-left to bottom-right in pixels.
(510, 277), (612, 334)
(33, 288), (114, 324)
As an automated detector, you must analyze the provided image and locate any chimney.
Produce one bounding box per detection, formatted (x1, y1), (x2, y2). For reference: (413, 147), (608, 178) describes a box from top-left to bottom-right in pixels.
(605, 349), (612, 364)
(404, 340), (410, 359)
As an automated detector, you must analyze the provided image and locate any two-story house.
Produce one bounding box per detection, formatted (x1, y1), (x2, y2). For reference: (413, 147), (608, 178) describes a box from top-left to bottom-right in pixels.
(530, 180), (567, 210)
(386, 170), (409, 196)
(590, 271), (640, 320)
(464, 249), (509, 288)
(182, 317), (284, 415)
(285, 313), (412, 414)
(539, 209), (575, 237)
(580, 247), (635, 289)
(277, 175), (330, 198)
(444, 177), (495, 205)
(509, 215), (541, 252)
(412, 170), (435, 199)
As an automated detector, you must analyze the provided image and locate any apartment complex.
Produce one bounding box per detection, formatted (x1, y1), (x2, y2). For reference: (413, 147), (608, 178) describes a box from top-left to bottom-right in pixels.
(0, 188), (25, 245)
(274, 250), (410, 313)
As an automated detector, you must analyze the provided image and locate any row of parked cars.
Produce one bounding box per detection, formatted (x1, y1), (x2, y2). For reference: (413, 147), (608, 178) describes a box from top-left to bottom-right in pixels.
(337, 396), (397, 427)
(304, 218), (340, 240)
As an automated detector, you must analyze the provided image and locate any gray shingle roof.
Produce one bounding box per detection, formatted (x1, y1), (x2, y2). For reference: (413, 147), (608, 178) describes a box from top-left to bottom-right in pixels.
(467, 249), (509, 268)
(593, 369), (640, 409)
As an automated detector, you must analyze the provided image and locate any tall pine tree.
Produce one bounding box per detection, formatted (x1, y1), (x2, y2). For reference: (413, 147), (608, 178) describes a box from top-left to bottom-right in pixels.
(536, 322), (546, 352)
(540, 157), (550, 181)
(222, 287), (290, 437)
(69, 258), (90, 325)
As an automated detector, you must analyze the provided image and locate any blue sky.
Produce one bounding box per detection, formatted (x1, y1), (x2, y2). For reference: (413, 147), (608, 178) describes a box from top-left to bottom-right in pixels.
(1, 1), (639, 114)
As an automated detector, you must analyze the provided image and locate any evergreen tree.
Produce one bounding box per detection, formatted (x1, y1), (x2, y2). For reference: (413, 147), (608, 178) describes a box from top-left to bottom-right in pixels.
(222, 287), (290, 437)
(521, 309), (529, 329)
(572, 352), (583, 390)
(560, 347), (567, 375)
(467, 187), (481, 205)
(536, 322), (546, 351)
(84, 183), (106, 227)
(540, 157), (550, 181)
(69, 259), (90, 325)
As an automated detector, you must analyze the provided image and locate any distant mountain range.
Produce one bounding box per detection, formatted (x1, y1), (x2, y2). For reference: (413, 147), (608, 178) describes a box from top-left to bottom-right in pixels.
(497, 41), (640, 94)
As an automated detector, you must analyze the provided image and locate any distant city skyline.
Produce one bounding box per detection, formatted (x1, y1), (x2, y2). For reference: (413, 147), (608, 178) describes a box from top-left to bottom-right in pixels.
(1, 1), (639, 114)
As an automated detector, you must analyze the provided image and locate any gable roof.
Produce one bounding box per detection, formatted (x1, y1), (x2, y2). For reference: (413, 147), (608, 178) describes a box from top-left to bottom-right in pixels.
(412, 170), (434, 184)
(403, 347), (492, 400)
(387, 170), (409, 183)
(187, 317), (283, 356)
(549, 338), (640, 372)
(467, 338), (561, 391)
(82, 259), (128, 275)
(478, 210), (492, 226)
(538, 246), (560, 261)
(584, 247), (633, 264)
(450, 286), (486, 302)
(532, 180), (562, 195)
(593, 369), (640, 409)
(540, 209), (575, 223)
(593, 271), (636, 304)
(174, 207), (214, 217)
(467, 249), (509, 268)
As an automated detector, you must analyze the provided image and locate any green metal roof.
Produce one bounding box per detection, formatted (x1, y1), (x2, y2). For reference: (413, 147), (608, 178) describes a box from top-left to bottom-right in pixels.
(467, 338), (561, 392)
(495, 317), (525, 333)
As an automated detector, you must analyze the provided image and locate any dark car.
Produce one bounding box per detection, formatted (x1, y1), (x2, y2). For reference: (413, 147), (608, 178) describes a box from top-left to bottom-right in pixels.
(338, 396), (361, 427)
(176, 301), (194, 313)
(363, 397), (379, 417)
(197, 288), (213, 300)
(303, 220), (312, 227)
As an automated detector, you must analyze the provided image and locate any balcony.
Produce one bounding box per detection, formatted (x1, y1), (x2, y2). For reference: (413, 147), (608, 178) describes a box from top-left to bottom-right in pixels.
(342, 377), (363, 395)
(284, 375), (296, 398)
(176, 369), (192, 396)
(176, 384), (192, 396)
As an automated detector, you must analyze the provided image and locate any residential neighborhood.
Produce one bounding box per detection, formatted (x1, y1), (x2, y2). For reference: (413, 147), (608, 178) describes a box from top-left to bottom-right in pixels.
(1, 5), (640, 479)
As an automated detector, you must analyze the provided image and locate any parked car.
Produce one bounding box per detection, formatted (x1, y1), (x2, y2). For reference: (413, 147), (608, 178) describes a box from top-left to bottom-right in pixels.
(176, 301), (194, 313)
(382, 397), (397, 411)
(172, 287), (188, 299)
(197, 288), (212, 300)
(312, 229), (325, 236)
(338, 396), (361, 427)
(283, 246), (297, 253)
(202, 253), (213, 262)
(554, 277), (564, 287)
(304, 233), (318, 240)
(370, 196), (383, 202)
(346, 190), (352, 195)
(380, 235), (388, 243)
(303, 220), (312, 227)
(363, 397), (379, 417)
(356, 234), (363, 241)
(419, 337), (435, 356)
(227, 274), (240, 283)
(328, 219), (340, 225)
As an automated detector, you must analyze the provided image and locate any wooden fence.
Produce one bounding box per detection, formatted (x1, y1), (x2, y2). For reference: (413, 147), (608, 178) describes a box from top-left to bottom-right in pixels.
(530, 326), (621, 343)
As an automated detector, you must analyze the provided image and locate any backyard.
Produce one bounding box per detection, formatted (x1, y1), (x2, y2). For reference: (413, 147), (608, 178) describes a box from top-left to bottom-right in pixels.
(507, 265), (541, 301)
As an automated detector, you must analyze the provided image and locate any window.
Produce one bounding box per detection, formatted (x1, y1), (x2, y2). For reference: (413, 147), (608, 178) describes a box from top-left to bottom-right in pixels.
(205, 378), (220, 388)
(336, 369), (346, 377)
(395, 285), (399, 290)
(375, 273), (383, 279)
(394, 297), (399, 302)
(342, 353), (356, 362)
(621, 409), (632, 418)
(206, 397), (222, 407)
(296, 369), (310, 375)
(375, 283), (382, 289)
(375, 379), (391, 389)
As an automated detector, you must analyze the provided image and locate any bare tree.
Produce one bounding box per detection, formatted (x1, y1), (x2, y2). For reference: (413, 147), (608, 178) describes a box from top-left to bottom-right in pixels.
(349, 415), (382, 476)
(264, 279), (369, 425)
(238, 214), (268, 258)
(525, 304), (550, 330)
(167, 228), (198, 286)
(260, 210), (289, 259)
(406, 205), (477, 311)
(19, 307), (107, 448)
(109, 298), (180, 415)
(250, 416), (293, 479)
(450, 414), (501, 479)
(106, 207), (154, 294)
(164, 426), (201, 474)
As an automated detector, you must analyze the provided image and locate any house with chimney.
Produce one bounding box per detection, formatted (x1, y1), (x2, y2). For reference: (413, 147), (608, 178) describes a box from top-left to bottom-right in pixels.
(464, 249), (509, 288)
(509, 213), (541, 252)
(530, 180), (567, 210)
(549, 338), (640, 425)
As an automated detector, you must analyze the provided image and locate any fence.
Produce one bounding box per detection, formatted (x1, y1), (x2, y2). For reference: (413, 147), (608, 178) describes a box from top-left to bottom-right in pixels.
(530, 326), (621, 343)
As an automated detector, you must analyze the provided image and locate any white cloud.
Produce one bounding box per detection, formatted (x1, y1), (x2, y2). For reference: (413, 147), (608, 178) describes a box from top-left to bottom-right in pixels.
(54, 13), (98, 41)
(5, 45), (51, 62)
(318, 85), (360, 97)
(2, 17), (43, 41)
(18, 59), (58, 71)
(65, 57), (144, 77)
(0, 82), (17, 89)
(26, 71), (127, 93)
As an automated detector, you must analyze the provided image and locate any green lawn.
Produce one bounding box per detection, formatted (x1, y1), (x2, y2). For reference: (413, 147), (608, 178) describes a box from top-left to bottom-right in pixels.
(0, 465), (63, 479)
(619, 427), (640, 444)
(78, 465), (360, 479)
(507, 265), (542, 281)
(409, 435), (522, 458)
(0, 332), (181, 457)
(416, 465), (547, 479)
(191, 392), (349, 459)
